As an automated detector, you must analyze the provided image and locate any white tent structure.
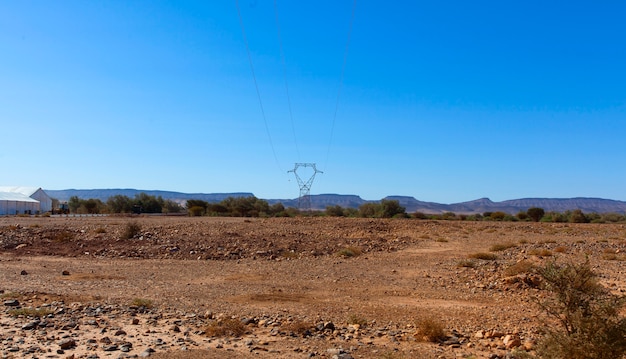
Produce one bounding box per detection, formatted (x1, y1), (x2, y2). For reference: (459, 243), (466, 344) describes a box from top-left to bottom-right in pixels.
(0, 187), (53, 215)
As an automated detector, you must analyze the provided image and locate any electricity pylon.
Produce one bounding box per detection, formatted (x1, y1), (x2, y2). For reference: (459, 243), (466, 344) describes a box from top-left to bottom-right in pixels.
(288, 163), (323, 211)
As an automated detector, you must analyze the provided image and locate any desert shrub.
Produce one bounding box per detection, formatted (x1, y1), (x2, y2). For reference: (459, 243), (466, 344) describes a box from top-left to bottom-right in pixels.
(0, 291), (19, 299)
(377, 351), (407, 359)
(504, 260), (535, 277)
(601, 212), (626, 223)
(516, 211), (529, 221)
(121, 221), (141, 239)
(285, 319), (314, 337)
(205, 318), (247, 337)
(325, 205), (346, 217)
(130, 298), (154, 308)
(489, 242), (517, 252)
(489, 211), (507, 221)
(347, 313), (369, 327)
(52, 230), (75, 242)
(535, 260), (626, 359)
(529, 248), (553, 257)
(415, 316), (446, 342)
(8, 307), (53, 317)
(336, 246), (362, 258)
(468, 252), (497, 260)
(602, 253), (618, 261)
(457, 259), (477, 268)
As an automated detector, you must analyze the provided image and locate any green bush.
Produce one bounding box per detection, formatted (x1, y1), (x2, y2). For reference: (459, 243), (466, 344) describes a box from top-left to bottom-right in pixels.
(527, 207), (545, 222)
(535, 260), (626, 359)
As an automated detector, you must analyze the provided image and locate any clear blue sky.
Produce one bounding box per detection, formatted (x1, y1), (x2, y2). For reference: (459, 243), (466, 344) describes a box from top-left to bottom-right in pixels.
(1, 1), (625, 203)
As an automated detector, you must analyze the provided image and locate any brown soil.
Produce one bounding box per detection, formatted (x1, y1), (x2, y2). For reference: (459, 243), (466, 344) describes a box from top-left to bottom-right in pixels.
(1, 216), (626, 358)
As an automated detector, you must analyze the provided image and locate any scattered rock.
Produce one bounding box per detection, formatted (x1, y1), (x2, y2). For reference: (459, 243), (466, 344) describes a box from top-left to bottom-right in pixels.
(4, 299), (20, 307)
(59, 338), (76, 350)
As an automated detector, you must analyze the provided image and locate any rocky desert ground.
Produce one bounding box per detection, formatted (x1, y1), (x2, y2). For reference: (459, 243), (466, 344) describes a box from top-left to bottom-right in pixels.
(1, 216), (626, 359)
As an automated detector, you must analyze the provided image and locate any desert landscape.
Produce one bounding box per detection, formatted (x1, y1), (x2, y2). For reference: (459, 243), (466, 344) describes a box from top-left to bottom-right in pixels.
(1, 216), (625, 358)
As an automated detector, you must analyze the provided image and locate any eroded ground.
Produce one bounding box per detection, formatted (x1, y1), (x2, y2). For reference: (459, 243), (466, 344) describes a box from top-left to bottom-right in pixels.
(1, 217), (625, 358)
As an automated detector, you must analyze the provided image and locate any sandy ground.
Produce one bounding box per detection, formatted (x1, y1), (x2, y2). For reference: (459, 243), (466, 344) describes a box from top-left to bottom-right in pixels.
(1, 216), (626, 358)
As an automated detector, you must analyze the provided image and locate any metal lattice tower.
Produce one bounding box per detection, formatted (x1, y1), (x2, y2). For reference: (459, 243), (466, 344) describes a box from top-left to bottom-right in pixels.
(288, 163), (323, 211)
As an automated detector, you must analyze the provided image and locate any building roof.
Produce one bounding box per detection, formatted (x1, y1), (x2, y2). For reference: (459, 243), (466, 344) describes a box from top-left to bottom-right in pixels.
(0, 186), (42, 197)
(0, 191), (39, 202)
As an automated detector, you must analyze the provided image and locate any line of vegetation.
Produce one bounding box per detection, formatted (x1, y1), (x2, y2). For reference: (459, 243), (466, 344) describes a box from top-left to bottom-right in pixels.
(55, 195), (626, 223)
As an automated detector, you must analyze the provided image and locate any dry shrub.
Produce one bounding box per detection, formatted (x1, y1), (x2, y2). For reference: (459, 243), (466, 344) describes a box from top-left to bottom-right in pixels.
(489, 242), (517, 252)
(130, 298), (153, 308)
(457, 259), (477, 268)
(535, 260), (626, 359)
(468, 252), (498, 260)
(8, 307), (52, 318)
(600, 249), (624, 261)
(415, 316), (446, 342)
(205, 318), (247, 337)
(285, 320), (313, 337)
(529, 248), (553, 257)
(539, 239), (557, 244)
(504, 260), (535, 277)
(378, 351), (406, 359)
(121, 221), (141, 240)
(347, 313), (369, 327)
(336, 246), (362, 258)
(0, 291), (19, 299)
(52, 230), (75, 242)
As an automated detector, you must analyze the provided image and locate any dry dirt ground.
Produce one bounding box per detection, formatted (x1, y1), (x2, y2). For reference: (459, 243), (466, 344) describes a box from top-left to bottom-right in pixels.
(1, 216), (626, 359)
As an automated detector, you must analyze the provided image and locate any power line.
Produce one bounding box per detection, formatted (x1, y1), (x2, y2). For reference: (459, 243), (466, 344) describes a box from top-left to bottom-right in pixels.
(235, 0), (282, 171)
(324, 0), (356, 171)
(273, 0), (300, 160)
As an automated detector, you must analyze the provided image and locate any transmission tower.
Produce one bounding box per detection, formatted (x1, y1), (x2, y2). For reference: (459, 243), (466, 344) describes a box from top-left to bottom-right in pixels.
(288, 163), (323, 212)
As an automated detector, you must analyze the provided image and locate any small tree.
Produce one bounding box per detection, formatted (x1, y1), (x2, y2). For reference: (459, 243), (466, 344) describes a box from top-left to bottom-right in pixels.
(379, 199), (406, 218)
(527, 207), (545, 222)
(68, 196), (82, 213)
(536, 260), (626, 359)
(569, 209), (589, 223)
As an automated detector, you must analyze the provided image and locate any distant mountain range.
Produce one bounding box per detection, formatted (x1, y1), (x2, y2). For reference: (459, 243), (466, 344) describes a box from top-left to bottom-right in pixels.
(44, 189), (626, 214)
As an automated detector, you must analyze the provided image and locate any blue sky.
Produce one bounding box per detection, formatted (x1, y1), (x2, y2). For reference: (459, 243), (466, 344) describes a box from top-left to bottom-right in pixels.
(1, 1), (625, 203)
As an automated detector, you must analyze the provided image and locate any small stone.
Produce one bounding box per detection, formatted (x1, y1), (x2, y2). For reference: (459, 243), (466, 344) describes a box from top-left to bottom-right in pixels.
(20, 270), (28, 275)
(4, 299), (20, 307)
(132, 318), (140, 325)
(62, 270), (70, 276)
(103, 344), (118, 351)
(59, 338), (76, 350)
(114, 329), (127, 336)
(139, 348), (155, 357)
(22, 321), (39, 330)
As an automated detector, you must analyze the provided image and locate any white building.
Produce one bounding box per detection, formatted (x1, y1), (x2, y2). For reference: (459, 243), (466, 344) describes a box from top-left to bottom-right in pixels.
(0, 187), (53, 215)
